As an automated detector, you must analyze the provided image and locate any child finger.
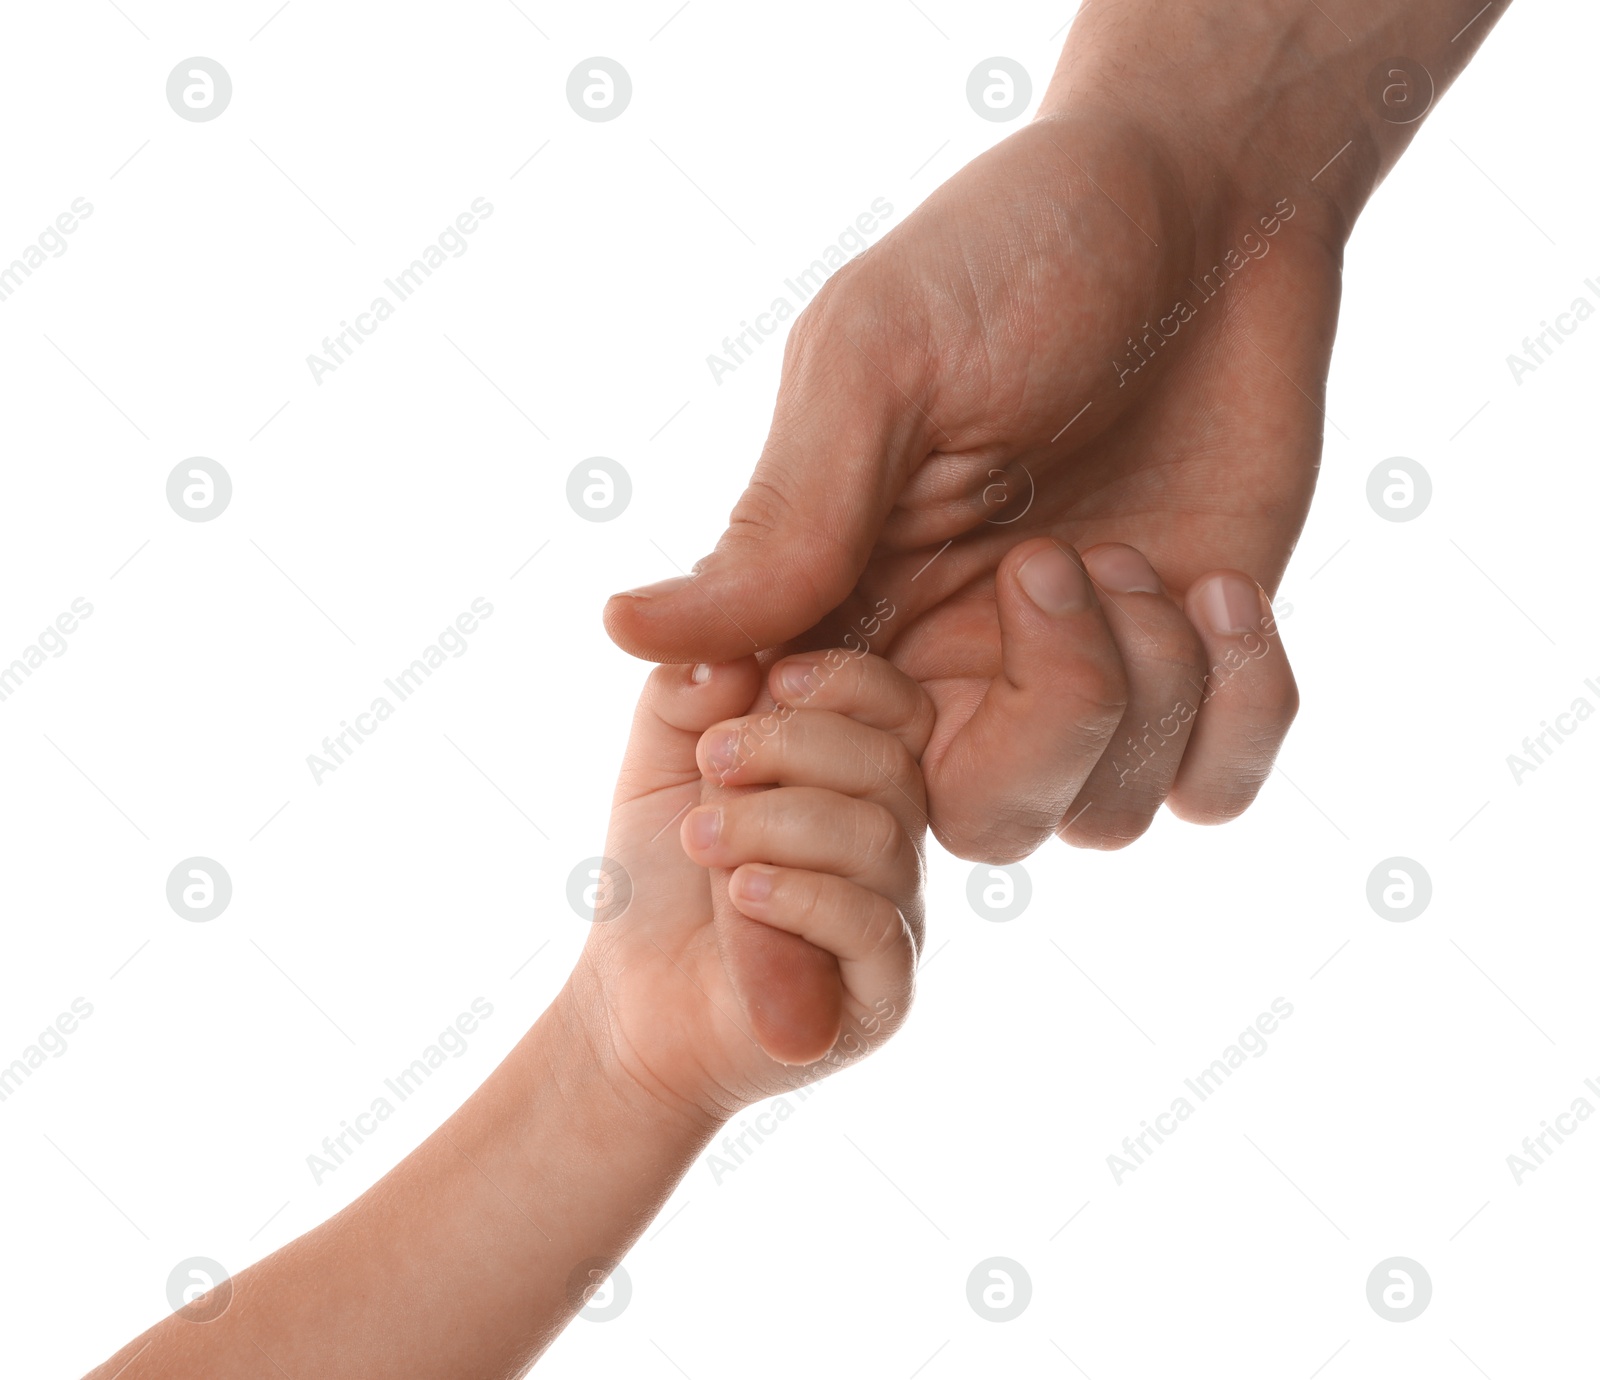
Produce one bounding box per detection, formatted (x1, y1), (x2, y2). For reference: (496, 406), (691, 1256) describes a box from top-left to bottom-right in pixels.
(727, 864), (915, 1039)
(613, 658), (762, 805)
(682, 788), (921, 903)
(696, 709), (927, 840)
(766, 651), (936, 760)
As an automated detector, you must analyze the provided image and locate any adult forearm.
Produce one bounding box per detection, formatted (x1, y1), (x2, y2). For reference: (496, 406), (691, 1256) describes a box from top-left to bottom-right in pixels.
(87, 968), (716, 1380)
(1043, 0), (1512, 245)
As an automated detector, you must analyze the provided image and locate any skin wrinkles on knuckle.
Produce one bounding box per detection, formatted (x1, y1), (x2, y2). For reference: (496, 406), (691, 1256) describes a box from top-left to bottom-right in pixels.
(856, 895), (908, 961)
(728, 718), (914, 804)
(782, 871), (828, 934)
(1062, 809), (1153, 851)
(845, 662), (935, 747)
(720, 791), (785, 855)
(784, 273), (857, 359)
(725, 476), (796, 543)
(997, 787), (1072, 839)
(795, 715), (900, 796)
(859, 733), (921, 807)
(931, 808), (1043, 866)
(1068, 656), (1131, 722)
(858, 660), (933, 725)
(828, 683), (935, 766)
(727, 477), (858, 595)
(892, 903), (922, 965)
(1026, 654), (1128, 747)
(813, 263), (909, 358)
(1044, 690), (1125, 763)
(1129, 623), (1208, 682)
(1200, 686), (1299, 745)
(994, 677), (1123, 770)
(848, 801), (911, 882)
(884, 875), (925, 952)
(782, 295), (902, 434)
(794, 257), (865, 333)
(1176, 759), (1275, 823)
(1179, 790), (1262, 826)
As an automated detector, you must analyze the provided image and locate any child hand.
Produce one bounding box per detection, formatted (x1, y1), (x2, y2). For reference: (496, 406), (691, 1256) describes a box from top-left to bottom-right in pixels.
(572, 651), (933, 1125)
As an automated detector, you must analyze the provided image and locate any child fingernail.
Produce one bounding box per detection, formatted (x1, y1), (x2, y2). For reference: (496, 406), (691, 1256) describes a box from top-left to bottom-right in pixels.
(686, 808), (721, 850)
(704, 729), (739, 774)
(691, 662), (712, 684)
(777, 662), (817, 701)
(1018, 544), (1091, 615)
(736, 866), (774, 902)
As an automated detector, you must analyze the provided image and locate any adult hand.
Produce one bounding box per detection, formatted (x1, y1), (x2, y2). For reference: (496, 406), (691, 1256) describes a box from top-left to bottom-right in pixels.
(605, 0), (1503, 862)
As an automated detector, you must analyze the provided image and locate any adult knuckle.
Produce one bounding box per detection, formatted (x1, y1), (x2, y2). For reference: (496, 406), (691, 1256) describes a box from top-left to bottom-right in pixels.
(1172, 762), (1273, 825)
(1061, 807), (1153, 852)
(725, 476), (794, 542)
(1152, 617), (1208, 680)
(1256, 678), (1300, 728)
(930, 806), (1042, 865)
(1066, 637), (1128, 701)
(782, 265), (869, 370)
(1064, 661), (1128, 742)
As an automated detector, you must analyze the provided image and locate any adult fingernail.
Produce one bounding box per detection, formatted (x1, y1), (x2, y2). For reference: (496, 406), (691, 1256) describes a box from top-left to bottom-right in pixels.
(704, 729), (739, 774)
(1084, 545), (1163, 595)
(735, 866), (775, 902)
(1018, 545), (1091, 615)
(1200, 574), (1264, 635)
(618, 575), (692, 599)
(685, 808), (721, 851)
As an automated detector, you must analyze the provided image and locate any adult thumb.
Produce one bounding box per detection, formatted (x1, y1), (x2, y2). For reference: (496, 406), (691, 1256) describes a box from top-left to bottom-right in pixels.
(604, 306), (931, 662)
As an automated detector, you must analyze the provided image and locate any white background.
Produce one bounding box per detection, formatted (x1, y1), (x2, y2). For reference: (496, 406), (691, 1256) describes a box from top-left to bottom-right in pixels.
(0, 2), (1594, 1376)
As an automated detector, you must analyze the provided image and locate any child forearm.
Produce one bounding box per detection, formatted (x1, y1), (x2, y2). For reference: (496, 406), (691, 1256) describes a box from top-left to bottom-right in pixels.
(86, 964), (716, 1380)
(88, 651), (931, 1377)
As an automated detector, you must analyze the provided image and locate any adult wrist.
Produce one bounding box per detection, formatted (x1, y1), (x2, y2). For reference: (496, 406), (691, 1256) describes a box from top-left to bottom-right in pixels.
(1038, 0), (1382, 255)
